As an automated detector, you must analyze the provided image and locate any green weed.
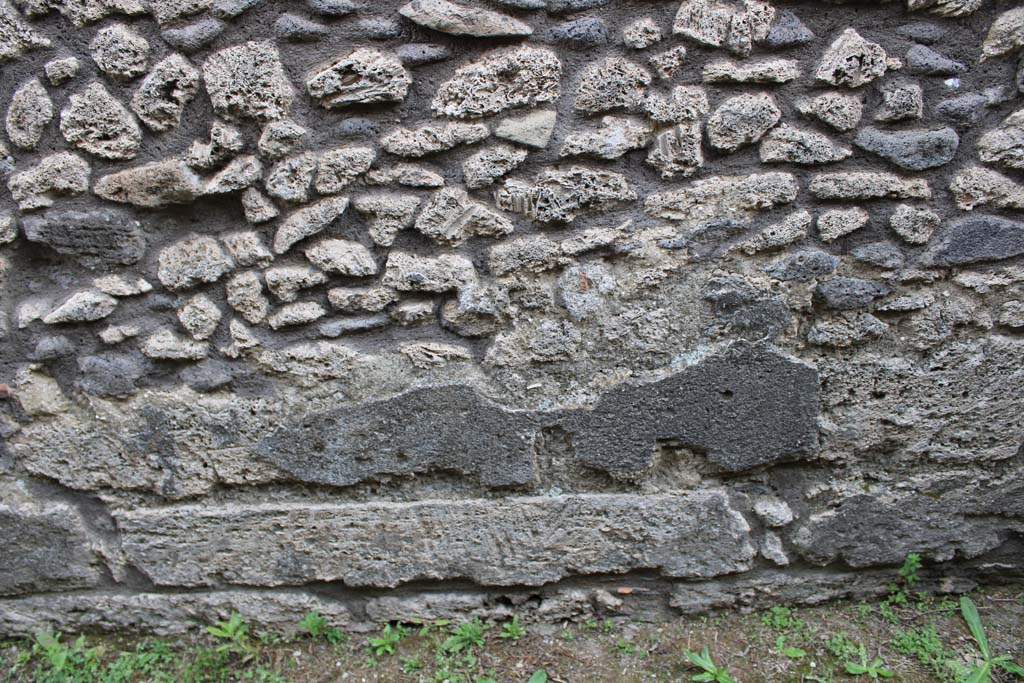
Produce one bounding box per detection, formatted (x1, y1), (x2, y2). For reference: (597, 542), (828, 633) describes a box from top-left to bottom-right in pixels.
(368, 623), (409, 657)
(843, 644), (893, 679)
(499, 615), (526, 642)
(682, 645), (737, 683)
(959, 595), (1024, 682)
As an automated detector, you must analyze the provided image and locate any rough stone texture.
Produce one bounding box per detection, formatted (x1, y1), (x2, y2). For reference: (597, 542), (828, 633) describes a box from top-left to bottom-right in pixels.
(306, 48), (410, 109)
(433, 46), (560, 119)
(116, 492), (755, 587)
(59, 82), (141, 160)
(202, 42), (294, 121)
(2, 0), (1024, 635)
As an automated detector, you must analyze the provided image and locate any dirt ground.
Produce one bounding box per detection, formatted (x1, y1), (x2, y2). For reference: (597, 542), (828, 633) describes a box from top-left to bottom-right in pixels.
(2, 586), (1022, 683)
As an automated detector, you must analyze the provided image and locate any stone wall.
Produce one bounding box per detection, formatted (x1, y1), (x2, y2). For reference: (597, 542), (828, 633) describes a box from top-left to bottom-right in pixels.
(1, 0), (1023, 635)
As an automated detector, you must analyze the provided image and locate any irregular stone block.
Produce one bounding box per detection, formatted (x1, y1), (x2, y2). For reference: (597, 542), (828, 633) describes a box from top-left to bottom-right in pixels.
(381, 122), (489, 157)
(702, 59), (801, 83)
(574, 56), (650, 113)
(94, 160), (204, 208)
(706, 92), (781, 152)
(562, 343), (819, 475)
(854, 126), (959, 171)
(560, 116), (652, 160)
(157, 235), (234, 290)
(808, 172), (930, 200)
(398, 0), (532, 37)
(257, 384), (537, 488)
(6, 79), (53, 150)
(645, 173), (797, 226)
(89, 23), (148, 80)
(463, 145), (528, 189)
(796, 91), (863, 131)
(203, 41), (294, 121)
(759, 124), (851, 165)
(382, 251), (476, 292)
(0, 495), (100, 596)
(646, 122), (703, 178)
(115, 491), (755, 587)
(130, 54), (200, 132)
(950, 166), (1024, 211)
(160, 18), (225, 52)
(0, 0), (51, 62)
(815, 28), (888, 88)
(817, 208), (870, 242)
(306, 48), (410, 109)
(978, 109), (1024, 171)
(981, 7), (1024, 61)
(43, 289), (118, 323)
(922, 215), (1024, 266)
(890, 205), (939, 245)
(494, 109), (557, 148)
(414, 187), (514, 246)
(672, 0), (774, 57)
(304, 239), (377, 276)
(22, 208), (143, 267)
(60, 82), (141, 160)
(273, 196), (349, 254)
(432, 46), (560, 119)
(8, 153), (91, 211)
(351, 193), (421, 246)
(315, 146), (375, 194)
(814, 278), (891, 311)
(497, 166), (636, 223)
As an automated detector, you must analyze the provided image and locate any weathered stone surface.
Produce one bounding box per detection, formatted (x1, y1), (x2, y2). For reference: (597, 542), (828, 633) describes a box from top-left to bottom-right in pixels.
(273, 196), (349, 254)
(815, 28), (888, 88)
(6, 79), (52, 150)
(274, 13), (327, 41)
(265, 153), (317, 204)
(463, 144), (527, 189)
(161, 18), (225, 53)
(981, 7), (1024, 61)
(814, 277), (891, 310)
(203, 42), (294, 121)
(0, 493), (100, 596)
(759, 124), (851, 165)
(906, 43), (966, 75)
(204, 155), (262, 194)
(978, 109), (1024, 171)
(647, 122), (703, 178)
(890, 204), (939, 245)
(646, 173), (797, 226)
(807, 313), (887, 348)
(226, 271), (270, 323)
(116, 491), (754, 587)
(564, 343), (818, 475)
(60, 83), (141, 160)
(187, 121), (243, 170)
(765, 9), (813, 47)
(703, 59), (801, 84)
(574, 57), (650, 113)
(415, 187), (514, 246)
(950, 166), (1024, 211)
(8, 153), (90, 211)
(268, 301), (327, 329)
(793, 494), (1012, 568)
(622, 17), (661, 49)
(875, 80), (923, 122)
(854, 126), (959, 171)
(907, 0), (982, 17)
(381, 122), (489, 157)
(22, 208), (143, 267)
(796, 91), (863, 131)
(765, 249), (839, 282)
(433, 46), (560, 119)
(157, 236), (234, 290)
(257, 120), (306, 160)
(1, 0), (50, 62)
(560, 116), (651, 160)
(130, 54), (200, 132)
(922, 215), (1024, 266)
(497, 166), (636, 223)
(399, 0), (532, 37)
(315, 146), (375, 194)
(809, 172), (930, 200)
(734, 210), (811, 255)
(241, 188), (279, 224)
(307, 48), (410, 108)
(44, 57), (80, 85)
(382, 251), (476, 292)
(818, 208), (869, 242)
(0, 591), (350, 637)
(549, 16), (607, 47)
(305, 239), (377, 276)
(494, 109), (557, 148)
(672, 0), (774, 57)
(90, 23), (148, 80)
(706, 93), (781, 152)
(95, 160), (204, 208)
(142, 328), (208, 360)
(43, 289), (118, 323)
(351, 193), (421, 246)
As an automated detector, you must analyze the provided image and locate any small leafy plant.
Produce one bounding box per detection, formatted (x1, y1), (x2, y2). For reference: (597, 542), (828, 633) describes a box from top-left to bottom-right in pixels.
(499, 615), (526, 642)
(843, 644), (893, 679)
(775, 634), (806, 660)
(442, 619), (488, 653)
(207, 612), (253, 658)
(683, 645), (738, 683)
(959, 595), (1024, 682)
(368, 623), (409, 657)
(528, 671), (548, 683)
(297, 611), (345, 645)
